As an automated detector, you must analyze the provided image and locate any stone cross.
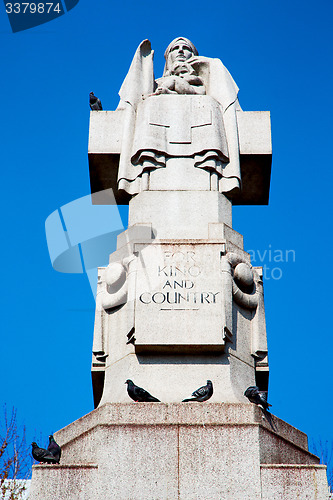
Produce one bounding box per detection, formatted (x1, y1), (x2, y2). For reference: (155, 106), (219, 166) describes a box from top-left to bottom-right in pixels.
(88, 40), (271, 206)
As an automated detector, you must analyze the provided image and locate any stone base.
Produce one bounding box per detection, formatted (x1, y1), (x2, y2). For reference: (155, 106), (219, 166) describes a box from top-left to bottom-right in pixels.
(29, 403), (329, 499)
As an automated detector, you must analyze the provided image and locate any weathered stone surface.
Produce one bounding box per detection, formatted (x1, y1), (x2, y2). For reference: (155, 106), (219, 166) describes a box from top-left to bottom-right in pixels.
(179, 424), (262, 499)
(29, 404), (328, 500)
(29, 465), (98, 499)
(51, 403), (312, 451)
(259, 427), (319, 465)
(237, 111), (272, 155)
(134, 242), (230, 352)
(261, 464), (329, 500)
(128, 191), (232, 239)
(88, 109), (271, 157)
(99, 352), (255, 405)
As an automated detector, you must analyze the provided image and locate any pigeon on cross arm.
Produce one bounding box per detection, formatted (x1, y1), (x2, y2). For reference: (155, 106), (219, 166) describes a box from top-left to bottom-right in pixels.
(89, 92), (103, 110)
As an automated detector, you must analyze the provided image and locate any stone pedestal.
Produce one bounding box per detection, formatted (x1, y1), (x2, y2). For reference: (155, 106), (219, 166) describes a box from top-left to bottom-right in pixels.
(29, 403), (329, 500)
(90, 202), (268, 406)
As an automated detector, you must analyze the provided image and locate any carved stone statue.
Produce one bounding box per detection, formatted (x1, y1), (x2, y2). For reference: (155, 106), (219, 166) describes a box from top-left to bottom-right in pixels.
(87, 39), (273, 407)
(153, 38), (205, 95)
(117, 37), (242, 196)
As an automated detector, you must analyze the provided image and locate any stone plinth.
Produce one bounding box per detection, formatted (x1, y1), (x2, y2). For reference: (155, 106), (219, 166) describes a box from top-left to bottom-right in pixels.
(29, 403), (328, 500)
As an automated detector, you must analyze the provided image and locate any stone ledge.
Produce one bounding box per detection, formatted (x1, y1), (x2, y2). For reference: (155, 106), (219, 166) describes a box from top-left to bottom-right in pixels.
(261, 464), (327, 469)
(260, 464), (329, 500)
(30, 407), (327, 500)
(30, 463), (99, 500)
(55, 403), (309, 453)
(32, 464), (98, 469)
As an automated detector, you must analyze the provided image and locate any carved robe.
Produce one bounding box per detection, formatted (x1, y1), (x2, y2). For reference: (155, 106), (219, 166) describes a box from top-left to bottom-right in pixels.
(117, 40), (242, 197)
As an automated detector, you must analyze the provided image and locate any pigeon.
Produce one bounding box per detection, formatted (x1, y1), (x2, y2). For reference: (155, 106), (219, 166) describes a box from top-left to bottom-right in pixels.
(244, 386), (272, 410)
(31, 442), (58, 464)
(47, 435), (61, 464)
(125, 379), (160, 402)
(89, 92), (103, 111)
(182, 380), (213, 402)
(244, 386), (277, 431)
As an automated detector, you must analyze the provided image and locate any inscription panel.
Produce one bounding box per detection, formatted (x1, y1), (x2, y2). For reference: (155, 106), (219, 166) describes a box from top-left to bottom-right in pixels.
(134, 243), (227, 353)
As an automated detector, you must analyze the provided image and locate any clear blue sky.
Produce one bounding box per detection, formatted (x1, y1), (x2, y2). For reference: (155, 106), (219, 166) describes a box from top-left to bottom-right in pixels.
(0, 0), (332, 454)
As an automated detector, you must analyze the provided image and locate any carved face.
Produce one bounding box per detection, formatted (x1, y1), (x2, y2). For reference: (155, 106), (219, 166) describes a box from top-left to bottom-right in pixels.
(167, 41), (194, 67)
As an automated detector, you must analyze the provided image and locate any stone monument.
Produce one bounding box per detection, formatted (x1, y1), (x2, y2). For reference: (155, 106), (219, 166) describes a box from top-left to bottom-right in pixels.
(30, 38), (329, 499)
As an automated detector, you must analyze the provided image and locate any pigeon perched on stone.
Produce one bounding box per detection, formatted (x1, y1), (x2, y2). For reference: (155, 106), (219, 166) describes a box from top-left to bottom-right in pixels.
(31, 442), (58, 464)
(125, 379), (160, 402)
(47, 435), (61, 464)
(244, 386), (272, 410)
(89, 92), (103, 111)
(182, 380), (213, 402)
(244, 386), (277, 431)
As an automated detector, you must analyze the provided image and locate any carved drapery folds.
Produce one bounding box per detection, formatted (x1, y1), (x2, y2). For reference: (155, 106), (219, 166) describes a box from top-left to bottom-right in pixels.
(130, 94), (229, 174)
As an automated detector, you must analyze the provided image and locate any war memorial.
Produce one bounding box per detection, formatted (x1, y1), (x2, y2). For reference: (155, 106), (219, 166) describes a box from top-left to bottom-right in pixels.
(29, 38), (330, 499)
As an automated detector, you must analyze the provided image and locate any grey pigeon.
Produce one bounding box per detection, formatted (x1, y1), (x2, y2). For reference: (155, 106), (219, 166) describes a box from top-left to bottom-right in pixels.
(31, 442), (58, 464)
(182, 380), (213, 402)
(47, 435), (61, 464)
(244, 386), (272, 410)
(244, 386), (277, 431)
(89, 92), (103, 110)
(125, 379), (160, 402)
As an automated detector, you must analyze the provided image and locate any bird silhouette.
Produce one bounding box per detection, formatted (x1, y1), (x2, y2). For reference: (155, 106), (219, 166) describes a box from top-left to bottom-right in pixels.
(182, 380), (213, 402)
(126, 327), (136, 345)
(47, 435), (61, 464)
(244, 386), (277, 431)
(89, 92), (103, 110)
(31, 442), (58, 464)
(125, 379), (160, 402)
(244, 386), (272, 410)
